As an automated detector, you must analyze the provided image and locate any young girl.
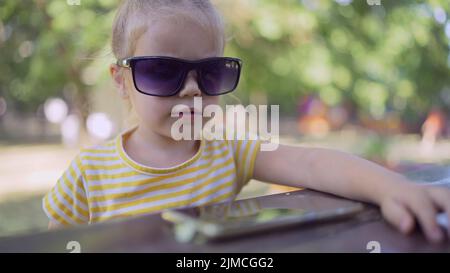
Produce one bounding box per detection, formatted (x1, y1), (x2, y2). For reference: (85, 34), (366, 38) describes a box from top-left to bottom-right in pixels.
(43, 0), (450, 244)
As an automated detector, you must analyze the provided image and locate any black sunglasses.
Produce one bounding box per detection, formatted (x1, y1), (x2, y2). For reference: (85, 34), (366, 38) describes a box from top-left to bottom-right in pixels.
(116, 56), (243, 97)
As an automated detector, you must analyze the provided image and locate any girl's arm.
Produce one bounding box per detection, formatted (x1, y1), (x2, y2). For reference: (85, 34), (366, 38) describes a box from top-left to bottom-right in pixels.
(253, 144), (450, 243)
(48, 221), (62, 230)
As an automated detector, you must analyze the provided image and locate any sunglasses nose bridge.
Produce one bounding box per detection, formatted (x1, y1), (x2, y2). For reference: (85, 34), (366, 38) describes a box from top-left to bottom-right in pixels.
(185, 62), (200, 77)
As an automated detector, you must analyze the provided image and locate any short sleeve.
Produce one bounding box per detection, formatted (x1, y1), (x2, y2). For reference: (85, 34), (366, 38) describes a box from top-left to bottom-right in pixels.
(228, 139), (261, 189)
(42, 155), (90, 226)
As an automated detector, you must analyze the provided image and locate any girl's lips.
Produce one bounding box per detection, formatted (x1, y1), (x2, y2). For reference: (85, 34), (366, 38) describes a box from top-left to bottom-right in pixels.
(178, 108), (202, 118)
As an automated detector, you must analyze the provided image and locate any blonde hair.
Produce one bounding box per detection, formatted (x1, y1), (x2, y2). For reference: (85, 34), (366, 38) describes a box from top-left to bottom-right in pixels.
(111, 0), (227, 129)
(111, 0), (226, 60)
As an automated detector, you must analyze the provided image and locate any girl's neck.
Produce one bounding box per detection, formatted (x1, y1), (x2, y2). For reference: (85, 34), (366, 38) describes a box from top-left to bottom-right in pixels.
(124, 124), (200, 168)
(137, 125), (198, 151)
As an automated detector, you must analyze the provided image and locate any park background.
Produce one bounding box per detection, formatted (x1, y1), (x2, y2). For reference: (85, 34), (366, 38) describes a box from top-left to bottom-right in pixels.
(0, 0), (449, 238)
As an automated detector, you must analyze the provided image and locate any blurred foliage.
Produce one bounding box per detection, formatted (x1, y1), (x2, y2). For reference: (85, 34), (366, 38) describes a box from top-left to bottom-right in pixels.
(219, 0), (450, 120)
(0, 0), (116, 117)
(0, 0), (449, 124)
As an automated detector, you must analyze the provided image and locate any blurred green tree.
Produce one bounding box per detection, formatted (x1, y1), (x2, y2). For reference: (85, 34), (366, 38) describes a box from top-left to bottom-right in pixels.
(0, 0), (116, 139)
(219, 0), (450, 123)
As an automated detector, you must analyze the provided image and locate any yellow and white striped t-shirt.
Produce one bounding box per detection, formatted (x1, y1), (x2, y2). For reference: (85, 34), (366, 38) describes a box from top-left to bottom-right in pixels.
(43, 127), (261, 226)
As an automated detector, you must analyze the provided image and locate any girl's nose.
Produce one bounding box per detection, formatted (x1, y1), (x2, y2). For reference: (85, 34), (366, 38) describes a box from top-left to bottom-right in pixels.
(178, 70), (202, 97)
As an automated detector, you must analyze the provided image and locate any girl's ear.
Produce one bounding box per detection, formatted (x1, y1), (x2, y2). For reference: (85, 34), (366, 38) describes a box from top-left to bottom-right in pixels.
(110, 64), (129, 99)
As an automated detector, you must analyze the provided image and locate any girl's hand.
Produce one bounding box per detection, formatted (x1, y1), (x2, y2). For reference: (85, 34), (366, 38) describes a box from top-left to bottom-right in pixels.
(380, 183), (450, 243)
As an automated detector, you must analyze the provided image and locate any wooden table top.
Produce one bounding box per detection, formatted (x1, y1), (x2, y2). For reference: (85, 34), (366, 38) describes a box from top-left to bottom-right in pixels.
(1, 165), (449, 253)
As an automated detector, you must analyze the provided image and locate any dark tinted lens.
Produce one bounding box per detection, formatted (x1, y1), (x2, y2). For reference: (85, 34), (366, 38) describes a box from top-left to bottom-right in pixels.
(133, 59), (184, 96)
(199, 59), (240, 95)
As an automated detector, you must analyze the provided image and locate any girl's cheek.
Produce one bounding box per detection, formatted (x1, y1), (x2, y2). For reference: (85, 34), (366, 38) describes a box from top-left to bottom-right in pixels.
(128, 94), (156, 121)
(203, 95), (220, 107)
(139, 99), (168, 119)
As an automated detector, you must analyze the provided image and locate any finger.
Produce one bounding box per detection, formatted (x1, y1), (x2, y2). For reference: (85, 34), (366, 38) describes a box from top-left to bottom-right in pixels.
(405, 191), (444, 243)
(427, 187), (450, 237)
(381, 198), (414, 234)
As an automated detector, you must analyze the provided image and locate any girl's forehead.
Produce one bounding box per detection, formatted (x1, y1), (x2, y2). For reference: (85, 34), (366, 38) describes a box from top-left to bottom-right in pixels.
(133, 16), (223, 60)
